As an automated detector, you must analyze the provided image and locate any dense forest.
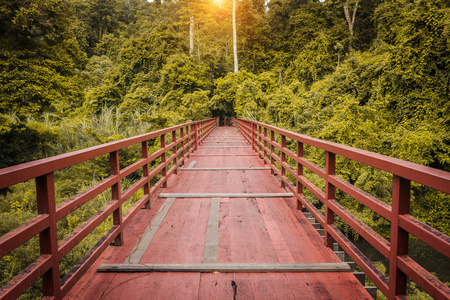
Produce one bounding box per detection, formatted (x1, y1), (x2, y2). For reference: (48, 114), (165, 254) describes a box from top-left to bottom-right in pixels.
(0, 0), (449, 298)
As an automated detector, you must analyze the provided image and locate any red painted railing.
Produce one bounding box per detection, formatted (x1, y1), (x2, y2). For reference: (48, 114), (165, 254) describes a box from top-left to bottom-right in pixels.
(236, 118), (450, 300)
(0, 118), (217, 299)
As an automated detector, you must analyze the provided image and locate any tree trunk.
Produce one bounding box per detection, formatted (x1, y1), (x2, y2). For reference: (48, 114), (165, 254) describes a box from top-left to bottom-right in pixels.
(197, 24), (201, 63)
(343, 0), (358, 52)
(232, 0), (238, 73)
(189, 16), (194, 57)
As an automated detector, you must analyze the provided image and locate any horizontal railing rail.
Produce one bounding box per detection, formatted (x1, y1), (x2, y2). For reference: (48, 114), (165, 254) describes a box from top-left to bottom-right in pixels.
(0, 118), (217, 300)
(236, 118), (450, 300)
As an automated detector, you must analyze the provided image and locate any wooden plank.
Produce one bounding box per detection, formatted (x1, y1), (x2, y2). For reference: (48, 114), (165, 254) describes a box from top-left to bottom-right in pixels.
(199, 146), (251, 148)
(138, 197), (210, 264)
(177, 199), (210, 264)
(140, 198), (192, 264)
(180, 167), (271, 171)
(125, 198), (175, 264)
(264, 197), (337, 263)
(203, 141), (248, 143)
(203, 198), (220, 263)
(206, 136), (242, 138)
(217, 198), (232, 264)
(257, 198), (296, 263)
(198, 274), (219, 299)
(159, 193), (294, 198)
(97, 263), (351, 273)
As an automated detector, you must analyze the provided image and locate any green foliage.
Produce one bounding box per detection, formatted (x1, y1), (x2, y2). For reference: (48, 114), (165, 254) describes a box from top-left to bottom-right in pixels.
(0, 113), (62, 168)
(0, 0), (87, 116)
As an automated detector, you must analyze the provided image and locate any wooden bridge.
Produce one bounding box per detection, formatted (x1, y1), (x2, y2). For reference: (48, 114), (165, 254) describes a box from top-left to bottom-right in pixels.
(0, 118), (449, 299)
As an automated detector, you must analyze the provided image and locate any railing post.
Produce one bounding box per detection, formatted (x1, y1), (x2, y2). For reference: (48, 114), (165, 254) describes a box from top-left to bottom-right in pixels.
(199, 122), (204, 143)
(172, 130), (178, 174)
(270, 130), (275, 175)
(186, 126), (191, 158)
(251, 122), (255, 151)
(281, 135), (286, 189)
(224, 117), (227, 126)
(36, 173), (60, 298)
(389, 175), (410, 298)
(263, 128), (267, 164)
(258, 125), (262, 159)
(110, 150), (123, 246)
(161, 134), (168, 188)
(324, 151), (335, 248)
(216, 117), (219, 128)
(142, 141), (151, 209)
(192, 123), (198, 151)
(296, 141), (304, 210)
(203, 122), (206, 141)
(180, 127), (185, 165)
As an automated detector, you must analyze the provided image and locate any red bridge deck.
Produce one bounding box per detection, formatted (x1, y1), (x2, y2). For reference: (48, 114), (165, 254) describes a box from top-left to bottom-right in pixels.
(65, 127), (371, 299)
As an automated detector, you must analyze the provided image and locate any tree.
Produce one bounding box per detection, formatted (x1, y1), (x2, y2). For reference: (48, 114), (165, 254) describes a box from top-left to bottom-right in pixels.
(190, 16), (195, 57)
(343, 0), (359, 52)
(233, 0), (238, 72)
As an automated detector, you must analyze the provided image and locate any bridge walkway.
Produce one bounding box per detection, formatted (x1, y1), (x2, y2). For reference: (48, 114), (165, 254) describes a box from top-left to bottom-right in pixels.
(65, 127), (371, 299)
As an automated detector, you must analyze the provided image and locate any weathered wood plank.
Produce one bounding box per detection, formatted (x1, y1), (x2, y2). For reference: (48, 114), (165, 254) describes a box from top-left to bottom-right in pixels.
(202, 198), (220, 263)
(125, 198), (175, 264)
(159, 193), (294, 198)
(138, 198), (209, 264)
(97, 263), (351, 273)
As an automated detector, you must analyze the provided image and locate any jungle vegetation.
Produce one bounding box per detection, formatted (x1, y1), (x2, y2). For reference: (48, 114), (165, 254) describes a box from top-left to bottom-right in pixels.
(0, 0), (449, 298)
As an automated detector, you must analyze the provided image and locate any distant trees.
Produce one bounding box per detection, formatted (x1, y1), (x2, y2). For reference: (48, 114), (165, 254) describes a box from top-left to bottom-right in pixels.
(0, 0), (86, 116)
